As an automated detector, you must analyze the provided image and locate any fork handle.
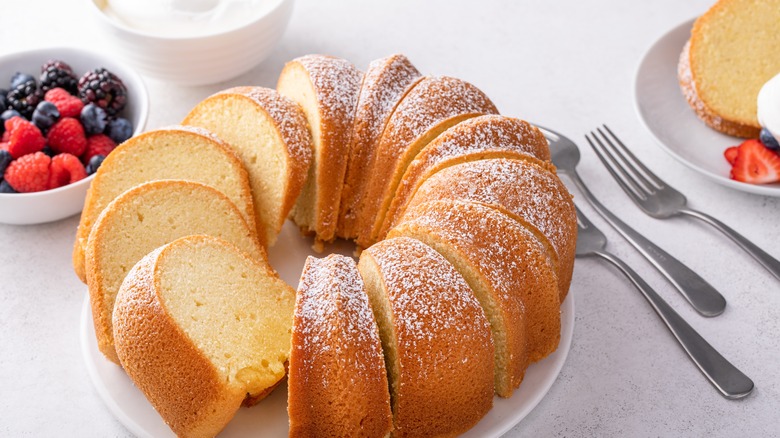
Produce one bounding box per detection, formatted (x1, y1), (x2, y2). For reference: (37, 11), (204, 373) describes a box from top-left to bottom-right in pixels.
(568, 170), (727, 316)
(593, 250), (755, 400)
(680, 207), (780, 281)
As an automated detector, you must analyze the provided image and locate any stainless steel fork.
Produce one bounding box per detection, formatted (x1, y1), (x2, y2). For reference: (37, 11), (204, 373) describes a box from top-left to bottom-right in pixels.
(587, 125), (780, 281)
(537, 125), (726, 317)
(575, 205), (754, 400)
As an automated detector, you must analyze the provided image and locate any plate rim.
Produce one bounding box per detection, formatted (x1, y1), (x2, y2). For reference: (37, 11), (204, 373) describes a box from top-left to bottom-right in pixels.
(80, 287), (575, 437)
(632, 17), (780, 197)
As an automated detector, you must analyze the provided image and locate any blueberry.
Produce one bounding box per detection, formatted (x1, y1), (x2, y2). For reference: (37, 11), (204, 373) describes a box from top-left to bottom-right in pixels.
(86, 154), (105, 175)
(80, 103), (107, 136)
(105, 117), (133, 144)
(10, 72), (35, 90)
(759, 128), (780, 151)
(0, 150), (11, 176)
(41, 146), (55, 157)
(31, 101), (60, 133)
(0, 180), (16, 193)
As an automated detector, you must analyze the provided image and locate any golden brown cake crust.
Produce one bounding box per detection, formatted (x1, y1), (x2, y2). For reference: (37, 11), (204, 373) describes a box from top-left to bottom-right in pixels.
(405, 158), (575, 302)
(72, 125), (257, 283)
(113, 240), (245, 438)
(357, 75), (499, 247)
(278, 55), (363, 244)
(337, 54), (422, 240)
(288, 254), (392, 438)
(378, 115), (554, 241)
(359, 237), (494, 437)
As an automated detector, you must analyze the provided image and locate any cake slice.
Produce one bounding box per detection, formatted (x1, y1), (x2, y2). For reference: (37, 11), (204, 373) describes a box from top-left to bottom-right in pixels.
(679, 0), (780, 137)
(276, 55), (363, 245)
(288, 254), (392, 438)
(113, 235), (295, 438)
(357, 76), (498, 248)
(337, 54), (422, 240)
(72, 125), (257, 283)
(405, 158), (576, 301)
(357, 237), (494, 436)
(389, 200), (561, 369)
(182, 86), (313, 246)
(378, 115), (554, 240)
(85, 180), (266, 364)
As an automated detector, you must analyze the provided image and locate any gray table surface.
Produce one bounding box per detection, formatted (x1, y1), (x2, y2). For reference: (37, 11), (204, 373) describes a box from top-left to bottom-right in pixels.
(2, 0), (779, 436)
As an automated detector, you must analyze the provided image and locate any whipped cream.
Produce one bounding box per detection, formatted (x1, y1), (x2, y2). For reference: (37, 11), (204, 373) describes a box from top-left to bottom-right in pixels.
(757, 72), (780, 141)
(101, 0), (270, 37)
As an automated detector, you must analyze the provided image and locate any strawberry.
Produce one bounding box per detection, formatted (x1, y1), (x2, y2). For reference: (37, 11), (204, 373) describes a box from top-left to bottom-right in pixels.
(724, 146), (739, 166)
(4, 151), (51, 192)
(730, 139), (780, 184)
(48, 153), (87, 189)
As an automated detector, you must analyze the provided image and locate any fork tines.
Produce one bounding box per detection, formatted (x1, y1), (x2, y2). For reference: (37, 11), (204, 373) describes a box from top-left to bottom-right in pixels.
(585, 125), (664, 201)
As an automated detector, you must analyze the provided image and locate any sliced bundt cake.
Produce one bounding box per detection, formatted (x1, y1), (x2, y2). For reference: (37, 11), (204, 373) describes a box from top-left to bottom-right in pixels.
(113, 235), (295, 438)
(337, 54), (422, 240)
(182, 86), (313, 245)
(72, 125), (257, 283)
(357, 237), (494, 436)
(85, 180), (266, 364)
(288, 254), (392, 438)
(277, 55), (363, 245)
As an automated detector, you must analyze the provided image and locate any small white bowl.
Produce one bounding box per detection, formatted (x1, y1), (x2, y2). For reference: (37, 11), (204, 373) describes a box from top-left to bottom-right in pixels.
(0, 47), (148, 225)
(88, 0), (294, 86)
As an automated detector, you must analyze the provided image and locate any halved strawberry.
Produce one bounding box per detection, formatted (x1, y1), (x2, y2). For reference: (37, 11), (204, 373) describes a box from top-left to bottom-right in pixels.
(724, 146), (739, 166)
(730, 138), (780, 184)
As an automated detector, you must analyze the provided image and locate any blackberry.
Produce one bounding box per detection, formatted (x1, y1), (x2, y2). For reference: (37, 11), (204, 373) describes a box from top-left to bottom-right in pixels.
(32, 101), (60, 133)
(40, 60), (78, 95)
(85, 154), (105, 175)
(10, 72), (35, 90)
(78, 68), (127, 117)
(7, 82), (42, 119)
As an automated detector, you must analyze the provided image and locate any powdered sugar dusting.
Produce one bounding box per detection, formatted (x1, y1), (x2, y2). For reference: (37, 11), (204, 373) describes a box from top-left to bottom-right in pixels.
(293, 55), (363, 135)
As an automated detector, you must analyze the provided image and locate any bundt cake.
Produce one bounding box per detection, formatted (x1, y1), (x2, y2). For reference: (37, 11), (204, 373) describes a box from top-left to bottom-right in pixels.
(182, 86), (313, 246)
(337, 54), (422, 240)
(388, 200), (560, 393)
(679, 0), (780, 138)
(357, 237), (495, 436)
(357, 75), (499, 247)
(378, 115), (554, 241)
(276, 55), (363, 246)
(404, 158), (576, 301)
(72, 125), (257, 283)
(113, 235), (295, 438)
(288, 254), (392, 438)
(85, 180), (266, 364)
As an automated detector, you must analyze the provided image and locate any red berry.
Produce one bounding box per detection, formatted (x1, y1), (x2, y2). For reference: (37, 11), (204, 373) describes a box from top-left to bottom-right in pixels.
(47, 117), (87, 156)
(7, 118), (46, 159)
(1, 131), (9, 142)
(0, 142), (8, 151)
(4, 151), (51, 192)
(724, 146), (739, 166)
(44, 87), (72, 103)
(81, 134), (116, 164)
(730, 139), (780, 184)
(55, 96), (84, 118)
(48, 153), (87, 189)
(4, 116), (26, 133)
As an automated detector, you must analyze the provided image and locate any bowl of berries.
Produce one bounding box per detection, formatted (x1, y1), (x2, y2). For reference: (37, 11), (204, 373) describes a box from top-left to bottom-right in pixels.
(0, 47), (148, 225)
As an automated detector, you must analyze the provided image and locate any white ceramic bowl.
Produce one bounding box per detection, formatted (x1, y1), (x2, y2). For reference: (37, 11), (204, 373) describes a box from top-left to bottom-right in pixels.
(0, 47), (148, 225)
(88, 0), (294, 86)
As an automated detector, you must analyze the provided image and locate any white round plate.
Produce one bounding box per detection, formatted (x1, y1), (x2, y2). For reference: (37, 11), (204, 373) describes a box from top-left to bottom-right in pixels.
(81, 222), (575, 437)
(634, 18), (780, 197)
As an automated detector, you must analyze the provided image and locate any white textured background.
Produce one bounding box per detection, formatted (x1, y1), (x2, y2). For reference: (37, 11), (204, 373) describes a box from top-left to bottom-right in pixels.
(1, 0), (779, 436)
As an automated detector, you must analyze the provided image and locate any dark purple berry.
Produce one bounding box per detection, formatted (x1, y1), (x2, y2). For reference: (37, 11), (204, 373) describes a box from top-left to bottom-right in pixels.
(32, 101), (60, 133)
(41, 146), (56, 158)
(0, 92), (6, 114)
(759, 128), (780, 151)
(0, 180), (17, 193)
(78, 68), (127, 116)
(106, 117), (133, 144)
(10, 72), (35, 90)
(85, 154), (105, 175)
(0, 150), (12, 176)
(7, 82), (41, 119)
(80, 103), (108, 136)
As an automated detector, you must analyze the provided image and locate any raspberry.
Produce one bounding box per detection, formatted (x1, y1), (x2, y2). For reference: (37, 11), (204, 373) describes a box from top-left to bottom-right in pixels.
(0, 142), (8, 151)
(4, 116), (26, 134)
(1, 131), (8, 143)
(48, 153), (86, 189)
(44, 87), (72, 103)
(47, 117), (87, 156)
(4, 151), (51, 192)
(7, 118), (46, 159)
(81, 134), (116, 164)
(44, 87), (83, 118)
